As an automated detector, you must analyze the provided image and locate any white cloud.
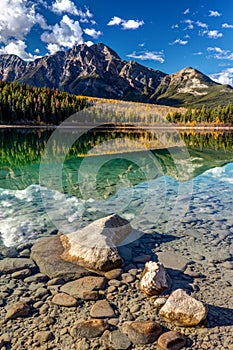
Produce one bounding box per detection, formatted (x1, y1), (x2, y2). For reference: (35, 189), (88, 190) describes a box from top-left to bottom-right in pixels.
(171, 24), (179, 29)
(107, 16), (122, 26)
(41, 15), (83, 54)
(51, 0), (79, 15)
(78, 9), (94, 23)
(207, 47), (233, 60)
(209, 68), (233, 86)
(85, 41), (94, 47)
(107, 17), (144, 30)
(51, 0), (93, 22)
(193, 52), (203, 56)
(218, 63), (231, 67)
(127, 50), (164, 63)
(36, 14), (51, 31)
(83, 28), (102, 39)
(0, 40), (40, 60)
(0, 0), (49, 44)
(183, 9), (190, 15)
(201, 30), (223, 39)
(222, 23), (233, 29)
(122, 20), (144, 30)
(83, 9), (94, 20)
(207, 47), (227, 54)
(170, 38), (188, 45)
(183, 19), (194, 30)
(219, 52), (233, 60)
(207, 30), (223, 39)
(46, 43), (60, 55)
(196, 21), (208, 29)
(209, 10), (221, 17)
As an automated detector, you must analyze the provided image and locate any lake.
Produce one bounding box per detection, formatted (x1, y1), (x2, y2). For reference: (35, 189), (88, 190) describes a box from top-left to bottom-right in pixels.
(0, 127), (233, 259)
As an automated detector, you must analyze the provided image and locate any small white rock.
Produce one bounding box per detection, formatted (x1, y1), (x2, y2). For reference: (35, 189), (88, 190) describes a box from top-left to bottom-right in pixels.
(153, 296), (168, 308)
(140, 261), (169, 296)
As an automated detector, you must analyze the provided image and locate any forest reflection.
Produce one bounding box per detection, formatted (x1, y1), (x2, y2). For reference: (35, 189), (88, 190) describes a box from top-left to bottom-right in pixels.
(1, 128), (233, 197)
(1, 128), (233, 166)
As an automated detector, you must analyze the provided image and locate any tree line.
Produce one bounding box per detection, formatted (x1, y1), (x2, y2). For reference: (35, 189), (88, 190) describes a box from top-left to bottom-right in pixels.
(166, 104), (233, 125)
(181, 131), (233, 151)
(0, 81), (89, 125)
(1, 80), (233, 126)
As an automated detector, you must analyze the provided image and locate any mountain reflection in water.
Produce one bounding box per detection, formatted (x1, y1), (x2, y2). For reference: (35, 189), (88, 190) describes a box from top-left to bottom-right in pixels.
(0, 128), (233, 198)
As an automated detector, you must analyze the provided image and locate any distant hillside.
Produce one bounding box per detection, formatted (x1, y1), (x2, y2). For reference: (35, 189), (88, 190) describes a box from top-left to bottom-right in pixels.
(0, 43), (232, 107)
(153, 67), (233, 107)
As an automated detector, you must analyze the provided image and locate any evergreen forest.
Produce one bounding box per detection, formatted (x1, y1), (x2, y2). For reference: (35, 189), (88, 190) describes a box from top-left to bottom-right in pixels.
(0, 81), (88, 125)
(166, 105), (233, 125)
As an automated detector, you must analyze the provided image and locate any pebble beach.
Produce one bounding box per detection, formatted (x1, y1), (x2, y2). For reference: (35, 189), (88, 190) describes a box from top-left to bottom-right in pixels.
(0, 213), (232, 350)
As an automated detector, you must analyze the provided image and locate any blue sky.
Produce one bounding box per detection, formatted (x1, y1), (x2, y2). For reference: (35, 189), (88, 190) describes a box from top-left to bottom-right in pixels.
(1, 0), (233, 85)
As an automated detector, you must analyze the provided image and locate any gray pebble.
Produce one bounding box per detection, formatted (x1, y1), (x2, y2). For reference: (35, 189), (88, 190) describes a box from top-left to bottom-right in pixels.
(130, 304), (141, 313)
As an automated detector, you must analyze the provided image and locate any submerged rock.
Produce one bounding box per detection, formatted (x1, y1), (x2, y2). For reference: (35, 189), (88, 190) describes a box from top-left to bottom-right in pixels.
(156, 252), (190, 272)
(11, 268), (31, 279)
(157, 331), (186, 350)
(101, 329), (132, 350)
(70, 319), (109, 338)
(5, 301), (30, 320)
(123, 320), (162, 345)
(61, 276), (106, 299)
(105, 268), (123, 280)
(140, 261), (169, 296)
(51, 292), (78, 307)
(90, 300), (116, 318)
(60, 214), (132, 272)
(33, 331), (54, 344)
(30, 215), (135, 278)
(30, 236), (93, 281)
(159, 289), (208, 326)
(0, 258), (36, 274)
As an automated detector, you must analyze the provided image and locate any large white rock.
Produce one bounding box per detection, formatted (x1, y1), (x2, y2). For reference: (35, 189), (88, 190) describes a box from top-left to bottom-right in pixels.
(140, 261), (169, 296)
(60, 214), (133, 272)
(159, 289), (208, 326)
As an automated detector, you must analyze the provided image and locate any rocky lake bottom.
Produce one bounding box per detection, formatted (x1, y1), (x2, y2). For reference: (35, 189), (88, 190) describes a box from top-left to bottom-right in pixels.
(0, 163), (233, 350)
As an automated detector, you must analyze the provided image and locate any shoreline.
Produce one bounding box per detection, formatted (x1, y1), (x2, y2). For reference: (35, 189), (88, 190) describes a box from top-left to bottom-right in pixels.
(1, 124), (233, 131)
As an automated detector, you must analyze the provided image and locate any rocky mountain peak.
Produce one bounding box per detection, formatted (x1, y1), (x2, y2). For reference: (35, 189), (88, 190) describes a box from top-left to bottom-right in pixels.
(0, 43), (232, 106)
(0, 54), (26, 82)
(67, 43), (121, 62)
(173, 66), (215, 84)
(178, 66), (195, 73)
(92, 43), (121, 60)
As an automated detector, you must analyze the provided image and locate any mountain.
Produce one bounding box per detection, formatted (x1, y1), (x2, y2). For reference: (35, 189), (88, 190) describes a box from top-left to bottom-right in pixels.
(0, 43), (232, 107)
(152, 67), (233, 107)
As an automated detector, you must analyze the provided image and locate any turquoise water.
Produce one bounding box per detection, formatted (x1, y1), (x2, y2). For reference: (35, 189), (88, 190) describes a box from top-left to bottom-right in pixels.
(0, 128), (233, 248)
